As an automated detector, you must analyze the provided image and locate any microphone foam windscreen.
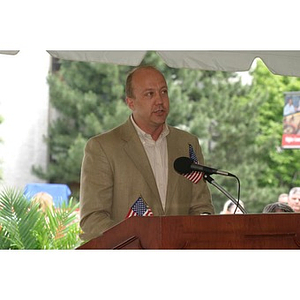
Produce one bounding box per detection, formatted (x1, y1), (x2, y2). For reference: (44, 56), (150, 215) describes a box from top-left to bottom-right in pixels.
(173, 157), (193, 174)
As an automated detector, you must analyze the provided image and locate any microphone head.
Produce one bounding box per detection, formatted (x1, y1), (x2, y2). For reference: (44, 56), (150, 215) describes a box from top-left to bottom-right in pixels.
(174, 157), (194, 174)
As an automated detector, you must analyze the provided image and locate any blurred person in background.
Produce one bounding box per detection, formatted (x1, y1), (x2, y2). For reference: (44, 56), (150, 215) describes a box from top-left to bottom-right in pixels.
(278, 193), (289, 204)
(287, 187), (300, 213)
(263, 202), (294, 213)
(31, 192), (54, 212)
(220, 199), (244, 214)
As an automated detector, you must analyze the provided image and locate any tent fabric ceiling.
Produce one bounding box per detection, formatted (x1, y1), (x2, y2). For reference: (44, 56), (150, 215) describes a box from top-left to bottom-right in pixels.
(2, 50), (300, 77)
(0, 50), (20, 55)
(48, 51), (147, 67)
(47, 50), (300, 77)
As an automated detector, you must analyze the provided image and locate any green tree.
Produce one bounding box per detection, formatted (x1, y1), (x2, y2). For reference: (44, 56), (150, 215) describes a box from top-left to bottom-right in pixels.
(33, 60), (132, 196)
(249, 60), (300, 199)
(167, 68), (261, 213)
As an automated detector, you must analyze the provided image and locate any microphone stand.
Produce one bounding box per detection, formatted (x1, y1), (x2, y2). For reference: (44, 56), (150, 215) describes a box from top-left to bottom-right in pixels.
(204, 174), (247, 214)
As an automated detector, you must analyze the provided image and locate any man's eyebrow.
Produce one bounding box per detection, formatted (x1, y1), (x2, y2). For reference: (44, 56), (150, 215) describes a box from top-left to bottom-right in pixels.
(141, 85), (168, 92)
(142, 88), (155, 92)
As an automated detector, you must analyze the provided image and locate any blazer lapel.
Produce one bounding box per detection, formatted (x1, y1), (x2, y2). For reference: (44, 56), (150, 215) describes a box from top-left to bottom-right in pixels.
(165, 128), (181, 211)
(120, 119), (162, 208)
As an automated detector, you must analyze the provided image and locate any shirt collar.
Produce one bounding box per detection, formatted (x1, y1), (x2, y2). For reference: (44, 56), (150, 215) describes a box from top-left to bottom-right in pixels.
(130, 115), (169, 141)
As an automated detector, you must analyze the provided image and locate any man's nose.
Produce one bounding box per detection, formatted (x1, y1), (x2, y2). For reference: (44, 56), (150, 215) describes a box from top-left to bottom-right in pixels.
(155, 91), (164, 104)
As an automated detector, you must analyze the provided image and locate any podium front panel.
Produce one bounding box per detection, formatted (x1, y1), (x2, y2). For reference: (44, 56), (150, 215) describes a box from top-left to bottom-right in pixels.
(77, 214), (300, 249)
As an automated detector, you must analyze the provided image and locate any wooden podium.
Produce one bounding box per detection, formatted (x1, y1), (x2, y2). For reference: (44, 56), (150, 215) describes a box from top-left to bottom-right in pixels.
(77, 214), (300, 249)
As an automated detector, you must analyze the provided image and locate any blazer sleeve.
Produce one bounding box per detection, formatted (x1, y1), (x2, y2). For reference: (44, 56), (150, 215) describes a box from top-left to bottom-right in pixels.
(79, 136), (117, 241)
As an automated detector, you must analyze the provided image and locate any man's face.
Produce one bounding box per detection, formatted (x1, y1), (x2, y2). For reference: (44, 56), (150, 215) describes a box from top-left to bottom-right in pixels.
(288, 192), (300, 212)
(278, 195), (288, 204)
(126, 68), (169, 134)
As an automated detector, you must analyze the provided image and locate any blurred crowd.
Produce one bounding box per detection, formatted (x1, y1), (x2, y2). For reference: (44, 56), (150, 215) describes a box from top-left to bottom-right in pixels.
(220, 186), (300, 214)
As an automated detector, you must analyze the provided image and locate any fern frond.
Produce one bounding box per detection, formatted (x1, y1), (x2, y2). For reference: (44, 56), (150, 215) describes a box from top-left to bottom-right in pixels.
(0, 188), (81, 249)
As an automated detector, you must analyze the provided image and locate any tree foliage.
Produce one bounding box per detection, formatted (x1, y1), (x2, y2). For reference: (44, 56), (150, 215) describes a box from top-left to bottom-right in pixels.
(32, 60), (132, 192)
(250, 60), (300, 189)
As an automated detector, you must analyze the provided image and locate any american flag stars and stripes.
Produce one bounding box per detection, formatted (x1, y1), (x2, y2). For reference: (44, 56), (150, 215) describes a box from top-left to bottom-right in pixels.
(183, 144), (203, 184)
(126, 196), (154, 218)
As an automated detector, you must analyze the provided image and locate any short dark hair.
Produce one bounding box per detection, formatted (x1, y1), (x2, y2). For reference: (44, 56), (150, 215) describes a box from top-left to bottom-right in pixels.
(263, 202), (294, 213)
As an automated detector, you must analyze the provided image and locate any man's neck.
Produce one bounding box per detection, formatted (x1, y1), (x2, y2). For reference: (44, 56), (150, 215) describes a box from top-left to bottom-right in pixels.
(130, 115), (165, 141)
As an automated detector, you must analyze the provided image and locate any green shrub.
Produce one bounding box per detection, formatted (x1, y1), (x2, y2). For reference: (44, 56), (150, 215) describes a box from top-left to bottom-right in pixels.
(0, 187), (82, 249)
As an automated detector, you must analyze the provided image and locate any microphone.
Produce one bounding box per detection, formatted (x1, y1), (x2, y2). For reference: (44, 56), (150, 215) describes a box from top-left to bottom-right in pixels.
(174, 157), (234, 177)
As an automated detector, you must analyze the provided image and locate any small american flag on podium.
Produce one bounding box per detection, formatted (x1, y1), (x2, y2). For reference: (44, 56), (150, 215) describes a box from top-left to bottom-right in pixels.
(125, 196), (154, 218)
(183, 144), (203, 184)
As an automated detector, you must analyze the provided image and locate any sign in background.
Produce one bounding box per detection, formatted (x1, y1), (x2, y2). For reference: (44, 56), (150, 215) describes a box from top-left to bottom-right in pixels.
(282, 91), (300, 148)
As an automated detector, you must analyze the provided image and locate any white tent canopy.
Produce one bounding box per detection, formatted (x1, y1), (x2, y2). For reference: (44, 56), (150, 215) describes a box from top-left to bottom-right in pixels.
(47, 50), (300, 77)
(0, 50), (19, 55)
(2, 50), (300, 77)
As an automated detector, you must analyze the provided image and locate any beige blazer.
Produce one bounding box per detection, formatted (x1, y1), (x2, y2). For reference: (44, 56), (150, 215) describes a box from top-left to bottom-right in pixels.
(79, 118), (215, 241)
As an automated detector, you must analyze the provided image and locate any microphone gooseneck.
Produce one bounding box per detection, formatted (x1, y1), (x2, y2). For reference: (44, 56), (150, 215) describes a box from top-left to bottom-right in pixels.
(173, 156), (247, 214)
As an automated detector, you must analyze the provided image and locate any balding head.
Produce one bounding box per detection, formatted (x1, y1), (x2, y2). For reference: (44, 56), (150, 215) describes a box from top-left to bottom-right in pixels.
(125, 66), (166, 99)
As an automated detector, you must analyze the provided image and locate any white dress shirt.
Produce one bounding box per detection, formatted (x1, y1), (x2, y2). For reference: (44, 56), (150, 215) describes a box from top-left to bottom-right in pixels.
(131, 116), (170, 210)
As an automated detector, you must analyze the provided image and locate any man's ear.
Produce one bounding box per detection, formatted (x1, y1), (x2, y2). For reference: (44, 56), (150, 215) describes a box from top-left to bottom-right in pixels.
(126, 97), (134, 110)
